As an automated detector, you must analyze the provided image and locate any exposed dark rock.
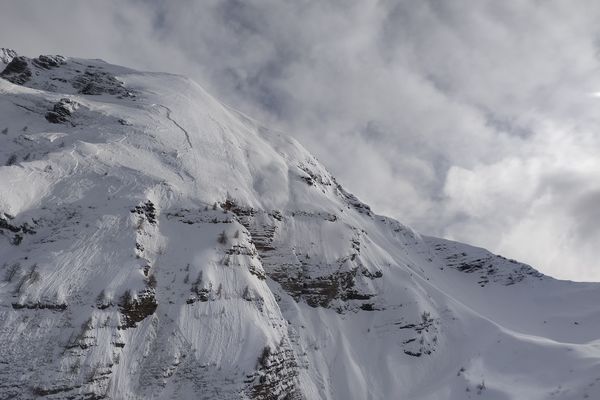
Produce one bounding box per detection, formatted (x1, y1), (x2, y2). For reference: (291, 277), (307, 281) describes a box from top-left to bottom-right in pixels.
(131, 200), (157, 224)
(32, 54), (66, 70)
(300, 175), (313, 186)
(0, 56), (32, 84)
(360, 303), (375, 311)
(192, 286), (211, 302)
(222, 198), (376, 311)
(0, 214), (36, 245)
(11, 302), (67, 311)
(298, 163), (333, 187)
(249, 224), (276, 252)
(119, 289), (158, 328)
(433, 242), (544, 287)
(266, 258), (376, 310)
(246, 344), (303, 400)
(396, 312), (435, 334)
(336, 182), (372, 215)
(247, 263), (267, 280)
(395, 312), (439, 357)
(96, 295), (112, 310)
(225, 244), (257, 257)
(0, 214), (20, 233)
(290, 210), (337, 222)
(32, 385), (78, 397)
(270, 210), (283, 221)
(72, 69), (132, 97)
(220, 199), (256, 217)
(362, 269), (383, 279)
(166, 207), (234, 224)
(5, 153), (17, 166)
(45, 97), (79, 124)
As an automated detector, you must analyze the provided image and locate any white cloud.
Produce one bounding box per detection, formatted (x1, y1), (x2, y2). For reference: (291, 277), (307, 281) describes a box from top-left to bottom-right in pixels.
(2, 0), (600, 280)
(442, 121), (600, 280)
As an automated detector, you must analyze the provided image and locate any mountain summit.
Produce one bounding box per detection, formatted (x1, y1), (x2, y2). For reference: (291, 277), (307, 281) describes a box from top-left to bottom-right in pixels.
(1, 53), (599, 400)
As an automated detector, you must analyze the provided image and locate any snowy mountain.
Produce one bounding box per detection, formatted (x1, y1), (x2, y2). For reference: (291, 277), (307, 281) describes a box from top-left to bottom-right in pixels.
(1, 50), (599, 400)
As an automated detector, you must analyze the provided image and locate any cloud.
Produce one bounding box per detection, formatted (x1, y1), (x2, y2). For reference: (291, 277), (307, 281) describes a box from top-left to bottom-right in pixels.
(442, 121), (600, 280)
(2, 0), (600, 280)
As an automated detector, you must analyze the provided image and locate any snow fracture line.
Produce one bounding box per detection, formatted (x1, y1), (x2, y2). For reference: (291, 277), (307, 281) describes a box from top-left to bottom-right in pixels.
(158, 104), (193, 148)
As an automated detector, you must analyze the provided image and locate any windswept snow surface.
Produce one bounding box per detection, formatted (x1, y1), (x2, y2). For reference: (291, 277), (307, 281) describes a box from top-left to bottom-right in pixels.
(0, 52), (599, 400)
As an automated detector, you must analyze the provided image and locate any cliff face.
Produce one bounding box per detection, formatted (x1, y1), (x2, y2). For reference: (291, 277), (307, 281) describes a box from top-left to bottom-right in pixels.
(1, 51), (599, 400)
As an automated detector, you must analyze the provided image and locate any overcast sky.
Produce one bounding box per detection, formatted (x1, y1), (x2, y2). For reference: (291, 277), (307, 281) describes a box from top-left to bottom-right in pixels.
(2, 0), (600, 281)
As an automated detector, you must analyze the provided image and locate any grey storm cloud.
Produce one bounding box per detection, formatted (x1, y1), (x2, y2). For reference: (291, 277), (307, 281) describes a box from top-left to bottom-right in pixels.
(2, 0), (600, 280)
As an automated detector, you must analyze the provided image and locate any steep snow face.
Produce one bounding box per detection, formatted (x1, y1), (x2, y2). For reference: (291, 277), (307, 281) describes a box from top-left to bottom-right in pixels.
(1, 54), (600, 400)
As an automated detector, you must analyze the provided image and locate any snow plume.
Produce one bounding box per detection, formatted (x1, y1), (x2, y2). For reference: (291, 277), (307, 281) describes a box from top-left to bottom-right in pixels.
(3, 0), (600, 280)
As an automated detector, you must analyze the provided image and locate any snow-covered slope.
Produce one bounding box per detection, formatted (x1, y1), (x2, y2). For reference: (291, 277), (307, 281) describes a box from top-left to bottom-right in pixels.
(1, 51), (599, 400)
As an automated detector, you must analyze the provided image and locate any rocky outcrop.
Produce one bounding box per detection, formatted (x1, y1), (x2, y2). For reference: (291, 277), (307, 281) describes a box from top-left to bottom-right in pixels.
(245, 343), (303, 400)
(0, 48), (17, 67)
(1, 54), (67, 85)
(131, 200), (158, 224)
(31, 54), (66, 70)
(118, 288), (158, 328)
(220, 199), (380, 312)
(0, 53), (135, 99)
(0, 55), (32, 84)
(45, 97), (79, 124)
(72, 68), (133, 97)
(0, 213), (36, 245)
(431, 240), (545, 287)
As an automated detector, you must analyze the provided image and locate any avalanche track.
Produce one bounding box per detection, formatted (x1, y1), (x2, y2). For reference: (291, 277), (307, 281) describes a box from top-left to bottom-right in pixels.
(156, 103), (193, 149)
